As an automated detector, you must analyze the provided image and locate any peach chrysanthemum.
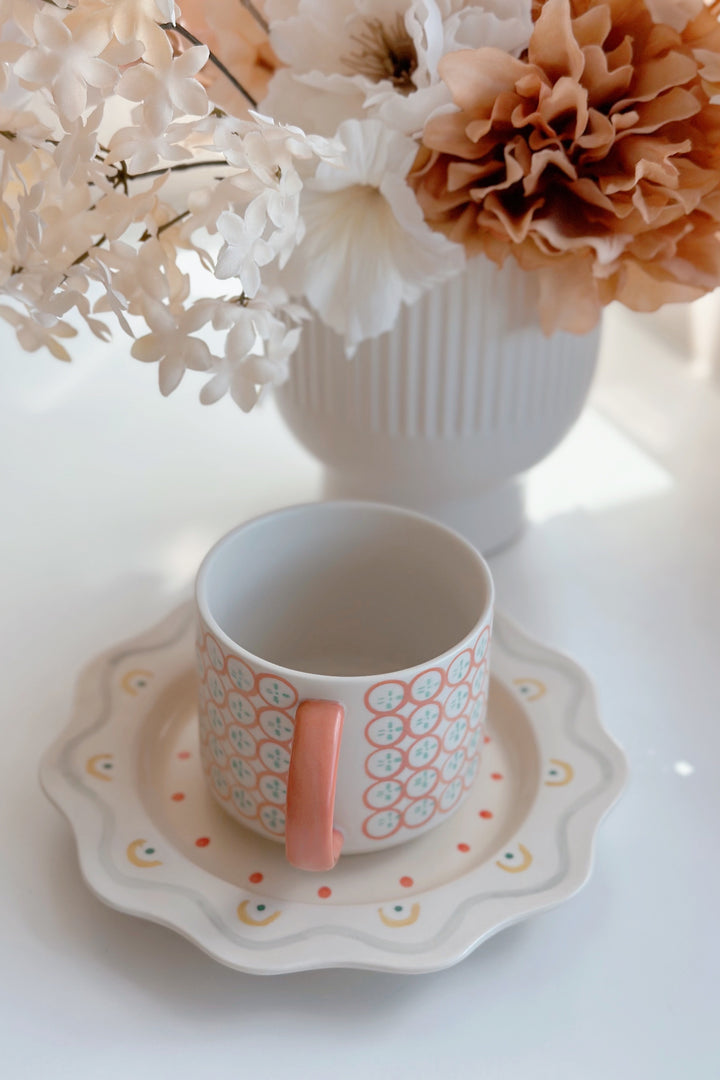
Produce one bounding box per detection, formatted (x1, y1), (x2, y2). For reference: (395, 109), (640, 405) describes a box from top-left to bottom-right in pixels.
(410, 0), (720, 333)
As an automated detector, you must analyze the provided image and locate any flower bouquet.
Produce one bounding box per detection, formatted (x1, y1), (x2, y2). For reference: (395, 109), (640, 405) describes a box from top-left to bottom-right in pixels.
(3, 0), (720, 413)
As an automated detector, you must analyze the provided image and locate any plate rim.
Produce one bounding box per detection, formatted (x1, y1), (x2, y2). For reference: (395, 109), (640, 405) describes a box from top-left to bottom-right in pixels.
(39, 603), (628, 975)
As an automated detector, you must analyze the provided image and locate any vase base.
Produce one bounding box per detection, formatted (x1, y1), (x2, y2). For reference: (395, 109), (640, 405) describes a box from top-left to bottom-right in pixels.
(322, 472), (526, 555)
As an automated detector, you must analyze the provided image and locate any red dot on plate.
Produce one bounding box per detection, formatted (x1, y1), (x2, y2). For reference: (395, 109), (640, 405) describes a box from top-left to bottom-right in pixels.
(177, 751), (191, 760)
(249, 872), (263, 884)
(479, 809), (493, 819)
(457, 842), (470, 853)
(399, 876), (414, 888)
(171, 792), (185, 802)
(317, 886), (332, 899)
(483, 735), (491, 744)
(491, 772), (503, 781)
(195, 836), (210, 847)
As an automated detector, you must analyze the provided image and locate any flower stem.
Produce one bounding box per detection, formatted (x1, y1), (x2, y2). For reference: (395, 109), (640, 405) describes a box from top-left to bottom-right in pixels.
(161, 22), (258, 109)
(70, 234), (107, 268)
(140, 210), (191, 242)
(64, 210), (189, 274)
(238, 0), (270, 36)
(127, 159), (234, 181)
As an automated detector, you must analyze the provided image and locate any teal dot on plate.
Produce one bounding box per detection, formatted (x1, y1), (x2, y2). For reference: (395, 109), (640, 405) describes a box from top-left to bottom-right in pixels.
(505, 852), (514, 860)
(394, 905), (403, 912)
(145, 848), (155, 855)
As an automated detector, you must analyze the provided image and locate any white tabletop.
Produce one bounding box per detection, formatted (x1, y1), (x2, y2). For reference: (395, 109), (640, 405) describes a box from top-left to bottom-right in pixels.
(1, 306), (716, 1079)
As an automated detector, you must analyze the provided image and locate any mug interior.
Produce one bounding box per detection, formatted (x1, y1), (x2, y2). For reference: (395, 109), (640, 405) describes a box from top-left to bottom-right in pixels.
(198, 503), (491, 677)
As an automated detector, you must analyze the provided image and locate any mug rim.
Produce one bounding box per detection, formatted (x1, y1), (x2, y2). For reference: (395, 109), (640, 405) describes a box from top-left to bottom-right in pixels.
(195, 500), (494, 685)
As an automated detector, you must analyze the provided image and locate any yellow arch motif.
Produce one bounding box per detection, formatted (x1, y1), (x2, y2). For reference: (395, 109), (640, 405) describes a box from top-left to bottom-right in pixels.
(513, 677), (547, 702)
(378, 902), (421, 928)
(545, 759), (574, 787)
(121, 669), (154, 695)
(86, 753), (113, 781)
(237, 900), (282, 927)
(126, 839), (162, 868)
(496, 843), (533, 873)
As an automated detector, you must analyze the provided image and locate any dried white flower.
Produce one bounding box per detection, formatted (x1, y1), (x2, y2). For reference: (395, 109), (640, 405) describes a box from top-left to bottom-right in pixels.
(131, 298), (213, 395)
(15, 10), (116, 121)
(116, 36), (209, 134)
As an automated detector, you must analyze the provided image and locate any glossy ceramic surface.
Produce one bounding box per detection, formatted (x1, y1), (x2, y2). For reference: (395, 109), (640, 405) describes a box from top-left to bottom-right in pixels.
(195, 503), (494, 860)
(40, 603), (627, 975)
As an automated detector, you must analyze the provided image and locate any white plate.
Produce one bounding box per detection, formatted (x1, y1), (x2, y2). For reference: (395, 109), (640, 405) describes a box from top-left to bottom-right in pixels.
(40, 603), (627, 975)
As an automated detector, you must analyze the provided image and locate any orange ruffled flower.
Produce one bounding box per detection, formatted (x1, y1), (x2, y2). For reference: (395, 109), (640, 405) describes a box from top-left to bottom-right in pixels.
(171, 0), (277, 116)
(410, 0), (720, 333)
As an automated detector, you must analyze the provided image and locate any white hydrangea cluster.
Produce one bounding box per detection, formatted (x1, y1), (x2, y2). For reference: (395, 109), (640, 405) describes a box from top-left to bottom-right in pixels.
(0, 0), (340, 408)
(0, 0), (538, 406)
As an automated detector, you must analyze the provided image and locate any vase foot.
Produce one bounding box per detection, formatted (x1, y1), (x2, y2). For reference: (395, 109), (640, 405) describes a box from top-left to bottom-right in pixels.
(321, 472), (526, 555)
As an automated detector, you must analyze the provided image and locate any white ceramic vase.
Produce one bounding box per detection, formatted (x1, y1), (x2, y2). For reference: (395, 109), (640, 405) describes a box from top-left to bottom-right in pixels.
(275, 256), (601, 552)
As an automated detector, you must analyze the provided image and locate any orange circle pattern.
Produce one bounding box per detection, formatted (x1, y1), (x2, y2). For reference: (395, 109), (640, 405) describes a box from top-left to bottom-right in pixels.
(360, 625), (491, 840)
(197, 624), (491, 845)
(198, 633), (297, 841)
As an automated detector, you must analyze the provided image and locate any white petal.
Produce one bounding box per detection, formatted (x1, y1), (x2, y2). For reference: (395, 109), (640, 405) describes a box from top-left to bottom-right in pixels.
(182, 338), (213, 371)
(251, 238), (276, 267)
(171, 77), (208, 118)
(54, 72), (87, 122)
(200, 373), (229, 405)
(286, 116), (464, 351)
(154, 0), (178, 24)
(158, 355), (184, 395)
(245, 195), (269, 238)
(117, 65), (156, 102)
(218, 211), (249, 247)
(226, 317), (257, 361)
(230, 374), (260, 412)
(143, 96), (173, 135)
(173, 45), (210, 79)
(182, 304), (214, 334)
(81, 56), (116, 91)
(216, 246), (244, 280)
(240, 258), (262, 298)
(131, 334), (164, 362)
(143, 301), (177, 334)
(15, 50), (60, 85)
(34, 11), (71, 51)
(261, 69), (364, 138)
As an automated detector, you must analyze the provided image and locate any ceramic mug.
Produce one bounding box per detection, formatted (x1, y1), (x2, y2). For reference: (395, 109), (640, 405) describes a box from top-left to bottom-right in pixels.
(195, 502), (494, 872)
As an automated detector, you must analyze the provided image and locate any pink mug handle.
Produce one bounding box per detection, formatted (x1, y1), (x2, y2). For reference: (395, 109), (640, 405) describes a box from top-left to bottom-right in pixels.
(285, 700), (345, 872)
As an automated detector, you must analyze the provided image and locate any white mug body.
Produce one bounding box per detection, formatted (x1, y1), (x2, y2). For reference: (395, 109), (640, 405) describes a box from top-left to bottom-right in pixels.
(195, 502), (494, 857)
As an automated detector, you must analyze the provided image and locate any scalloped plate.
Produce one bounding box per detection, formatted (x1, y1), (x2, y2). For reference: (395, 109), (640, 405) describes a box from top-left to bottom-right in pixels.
(40, 603), (627, 974)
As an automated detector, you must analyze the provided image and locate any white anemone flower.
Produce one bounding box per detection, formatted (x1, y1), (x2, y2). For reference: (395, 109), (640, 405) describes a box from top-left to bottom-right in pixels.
(262, 0), (533, 136)
(285, 118), (464, 353)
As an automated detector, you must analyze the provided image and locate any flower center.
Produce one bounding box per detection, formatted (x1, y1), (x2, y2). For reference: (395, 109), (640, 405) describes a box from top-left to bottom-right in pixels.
(343, 15), (418, 94)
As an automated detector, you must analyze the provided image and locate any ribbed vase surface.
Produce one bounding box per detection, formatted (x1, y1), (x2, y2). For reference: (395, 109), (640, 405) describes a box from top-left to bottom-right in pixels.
(276, 256), (600, 551)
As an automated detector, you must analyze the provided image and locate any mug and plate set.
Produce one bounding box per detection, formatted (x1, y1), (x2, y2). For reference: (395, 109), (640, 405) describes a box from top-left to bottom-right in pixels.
(41, 502), (627, 974)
